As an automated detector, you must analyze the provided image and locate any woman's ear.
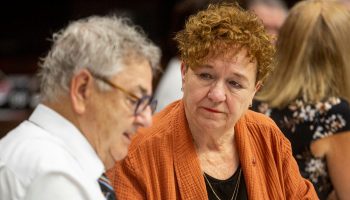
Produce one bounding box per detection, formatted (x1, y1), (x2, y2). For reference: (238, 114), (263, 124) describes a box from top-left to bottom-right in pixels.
(181, 62), (187, 84)
(250, 81), (262, 100)
(70, 69), (94, 114)
(180, 62), (188, 91)
(255, 81), (262, 92)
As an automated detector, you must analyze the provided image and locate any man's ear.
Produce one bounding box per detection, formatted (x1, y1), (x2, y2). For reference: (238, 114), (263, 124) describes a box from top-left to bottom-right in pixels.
(70, 69), (94, 114)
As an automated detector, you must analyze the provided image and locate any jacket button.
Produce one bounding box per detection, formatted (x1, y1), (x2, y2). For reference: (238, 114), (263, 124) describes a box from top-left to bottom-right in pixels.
(252, 158), (256, 165)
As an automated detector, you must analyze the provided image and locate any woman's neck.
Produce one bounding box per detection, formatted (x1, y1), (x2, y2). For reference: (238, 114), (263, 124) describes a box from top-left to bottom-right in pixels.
(192, 128), (240, 179)
(190, 123), (236, 152)
(188, 121), (240, 179)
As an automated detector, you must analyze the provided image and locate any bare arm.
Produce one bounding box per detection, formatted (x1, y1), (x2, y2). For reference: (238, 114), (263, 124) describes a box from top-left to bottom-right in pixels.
(326, 131), (350, 199)
(312, 131), (350, 199)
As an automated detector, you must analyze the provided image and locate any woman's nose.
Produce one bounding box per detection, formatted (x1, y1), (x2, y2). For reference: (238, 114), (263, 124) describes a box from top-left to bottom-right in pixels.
(207, 82), (226, 102)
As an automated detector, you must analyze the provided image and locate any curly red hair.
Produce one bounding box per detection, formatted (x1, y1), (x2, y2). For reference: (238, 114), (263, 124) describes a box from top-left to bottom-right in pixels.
(175, 3), (275, 82)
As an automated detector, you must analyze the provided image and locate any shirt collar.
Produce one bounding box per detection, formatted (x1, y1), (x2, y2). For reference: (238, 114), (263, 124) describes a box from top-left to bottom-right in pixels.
(28, 104), (105, 180)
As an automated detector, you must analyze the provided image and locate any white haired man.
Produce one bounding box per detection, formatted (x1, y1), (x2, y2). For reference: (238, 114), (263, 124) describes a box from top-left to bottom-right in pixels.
(0, 15), (161, 200)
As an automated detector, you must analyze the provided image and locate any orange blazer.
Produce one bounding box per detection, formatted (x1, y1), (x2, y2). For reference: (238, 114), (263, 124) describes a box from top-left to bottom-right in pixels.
(108, 101), (318, 199)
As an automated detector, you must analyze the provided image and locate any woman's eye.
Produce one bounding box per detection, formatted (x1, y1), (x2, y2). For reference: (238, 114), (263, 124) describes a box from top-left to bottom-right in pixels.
(228, 80), (242, 89)
(197, 73), (213, 80)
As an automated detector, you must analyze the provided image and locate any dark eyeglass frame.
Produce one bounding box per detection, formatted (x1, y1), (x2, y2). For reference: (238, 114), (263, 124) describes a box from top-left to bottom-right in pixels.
(90, 71), (157, 116)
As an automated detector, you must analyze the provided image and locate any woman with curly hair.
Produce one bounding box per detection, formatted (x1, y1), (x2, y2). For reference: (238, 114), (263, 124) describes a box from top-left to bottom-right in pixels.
(253, 0), (350, 199)
(108, 3), (318, 199)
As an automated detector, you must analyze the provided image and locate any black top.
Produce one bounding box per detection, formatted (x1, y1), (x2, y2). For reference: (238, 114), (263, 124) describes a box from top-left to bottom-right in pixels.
(204, 167), (247, 200)
(252, 97), (350, 199)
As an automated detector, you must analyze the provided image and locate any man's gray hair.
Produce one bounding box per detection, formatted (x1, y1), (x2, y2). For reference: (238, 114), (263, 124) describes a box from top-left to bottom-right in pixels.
(38, 15), (161, 102)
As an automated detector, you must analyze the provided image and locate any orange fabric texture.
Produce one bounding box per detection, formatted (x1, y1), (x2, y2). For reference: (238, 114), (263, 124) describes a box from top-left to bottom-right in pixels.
(108, 100), (318, 199)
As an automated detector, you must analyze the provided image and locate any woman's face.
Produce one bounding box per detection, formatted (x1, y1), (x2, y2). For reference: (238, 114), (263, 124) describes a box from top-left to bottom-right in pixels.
(181, 48), (260, 132)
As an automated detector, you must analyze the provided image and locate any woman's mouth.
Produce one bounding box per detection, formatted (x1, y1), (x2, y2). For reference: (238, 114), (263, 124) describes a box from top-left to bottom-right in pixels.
(203, 107), (222, 113)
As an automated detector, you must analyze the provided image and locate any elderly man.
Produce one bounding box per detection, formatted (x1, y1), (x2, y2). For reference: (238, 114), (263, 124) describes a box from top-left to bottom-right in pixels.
(0, 15), (160, 200)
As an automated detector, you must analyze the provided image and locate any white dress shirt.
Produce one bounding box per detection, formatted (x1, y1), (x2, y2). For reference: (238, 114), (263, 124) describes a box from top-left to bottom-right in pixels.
(0, 104), (106, 200)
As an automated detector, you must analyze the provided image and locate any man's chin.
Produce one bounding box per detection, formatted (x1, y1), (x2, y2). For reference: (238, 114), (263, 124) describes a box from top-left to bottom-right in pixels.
(112, 148), (129, 161)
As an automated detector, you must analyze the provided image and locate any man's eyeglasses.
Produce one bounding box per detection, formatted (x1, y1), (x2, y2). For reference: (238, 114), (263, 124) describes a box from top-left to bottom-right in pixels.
(90, 72), (157, 116)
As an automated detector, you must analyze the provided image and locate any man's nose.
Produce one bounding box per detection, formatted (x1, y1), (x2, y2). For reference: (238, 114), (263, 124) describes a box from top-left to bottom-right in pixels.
(134, 106), (153, 128)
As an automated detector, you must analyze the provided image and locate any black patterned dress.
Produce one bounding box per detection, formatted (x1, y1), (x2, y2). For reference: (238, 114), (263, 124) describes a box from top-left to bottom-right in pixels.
(252, 97), (350, 199)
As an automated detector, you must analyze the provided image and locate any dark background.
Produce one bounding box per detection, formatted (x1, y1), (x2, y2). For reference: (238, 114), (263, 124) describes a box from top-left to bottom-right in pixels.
(0, 0), (180, 75)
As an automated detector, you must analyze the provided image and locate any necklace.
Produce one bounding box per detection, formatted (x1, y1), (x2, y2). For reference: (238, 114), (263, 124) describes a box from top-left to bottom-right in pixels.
(203, 167), (242, 200)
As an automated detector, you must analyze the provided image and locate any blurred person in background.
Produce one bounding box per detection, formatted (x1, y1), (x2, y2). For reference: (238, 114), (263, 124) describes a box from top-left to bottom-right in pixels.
(108, 3), (317, 199)
(0, 15), (160, 200)
(253, 0), (350, 199)
(247, 0), (288, 44)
